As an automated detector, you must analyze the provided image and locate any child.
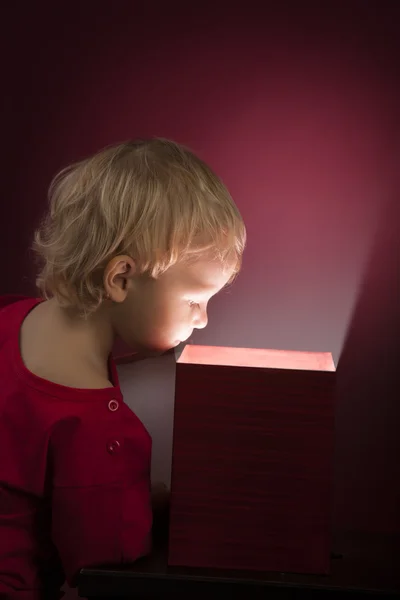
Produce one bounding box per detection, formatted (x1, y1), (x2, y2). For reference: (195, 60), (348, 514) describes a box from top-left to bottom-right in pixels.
(0, 138), (246, 599)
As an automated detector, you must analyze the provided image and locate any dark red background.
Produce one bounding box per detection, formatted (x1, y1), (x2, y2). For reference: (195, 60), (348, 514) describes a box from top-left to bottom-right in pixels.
(1, 1), (399, 540)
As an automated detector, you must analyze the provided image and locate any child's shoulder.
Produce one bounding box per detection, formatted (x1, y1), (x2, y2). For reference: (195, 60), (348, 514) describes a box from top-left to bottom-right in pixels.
(0, 295), (40, 353)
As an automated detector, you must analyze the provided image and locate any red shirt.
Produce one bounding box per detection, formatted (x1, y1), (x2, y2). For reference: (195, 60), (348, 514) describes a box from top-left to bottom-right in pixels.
(0, 296), (153, 599)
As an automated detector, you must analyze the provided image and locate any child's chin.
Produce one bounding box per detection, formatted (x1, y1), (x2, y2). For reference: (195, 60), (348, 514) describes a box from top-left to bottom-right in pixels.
(142, 346), (176, 357)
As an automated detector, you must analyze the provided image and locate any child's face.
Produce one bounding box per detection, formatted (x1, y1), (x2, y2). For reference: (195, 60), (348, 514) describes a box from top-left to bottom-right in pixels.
(110, 256), (235, 355)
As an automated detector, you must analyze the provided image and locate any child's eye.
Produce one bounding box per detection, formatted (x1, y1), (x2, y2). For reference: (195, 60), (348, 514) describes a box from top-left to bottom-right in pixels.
(189, 301), (200, 308)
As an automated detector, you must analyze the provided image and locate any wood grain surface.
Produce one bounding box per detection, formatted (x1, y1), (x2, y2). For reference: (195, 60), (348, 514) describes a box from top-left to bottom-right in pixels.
(169, 349), (336, 575)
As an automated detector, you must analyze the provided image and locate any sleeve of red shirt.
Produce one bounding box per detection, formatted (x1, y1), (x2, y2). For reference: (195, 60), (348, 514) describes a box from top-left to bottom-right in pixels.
(49, 403), (153, 587)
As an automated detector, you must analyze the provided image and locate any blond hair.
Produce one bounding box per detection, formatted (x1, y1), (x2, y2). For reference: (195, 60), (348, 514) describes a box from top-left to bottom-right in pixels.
(33, 138), (246, 316)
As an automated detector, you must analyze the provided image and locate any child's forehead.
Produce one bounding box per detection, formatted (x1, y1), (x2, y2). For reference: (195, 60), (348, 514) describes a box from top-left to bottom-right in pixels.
(178, 257), (233, 289)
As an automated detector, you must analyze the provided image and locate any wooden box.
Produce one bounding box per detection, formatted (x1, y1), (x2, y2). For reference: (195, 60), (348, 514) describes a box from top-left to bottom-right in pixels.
(168, 345), (336, 575)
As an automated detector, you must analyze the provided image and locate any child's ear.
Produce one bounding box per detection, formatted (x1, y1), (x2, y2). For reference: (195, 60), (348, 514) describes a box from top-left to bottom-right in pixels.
(103, 255), (136, 303)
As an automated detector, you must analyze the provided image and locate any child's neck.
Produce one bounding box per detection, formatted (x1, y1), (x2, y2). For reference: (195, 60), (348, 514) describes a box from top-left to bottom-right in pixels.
(47, 298), (115, 381)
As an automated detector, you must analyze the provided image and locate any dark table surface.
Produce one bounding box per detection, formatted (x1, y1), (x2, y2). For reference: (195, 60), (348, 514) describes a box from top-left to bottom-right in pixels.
(78, 531), (400, 599)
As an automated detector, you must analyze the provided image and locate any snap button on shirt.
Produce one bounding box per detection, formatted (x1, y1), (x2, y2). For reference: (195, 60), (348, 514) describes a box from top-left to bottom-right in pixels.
(108, 399), (119, 412)
(106, 440), (121, 454)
